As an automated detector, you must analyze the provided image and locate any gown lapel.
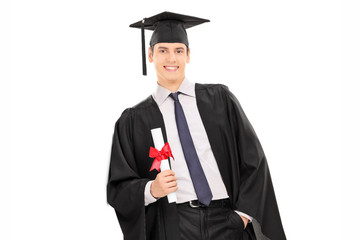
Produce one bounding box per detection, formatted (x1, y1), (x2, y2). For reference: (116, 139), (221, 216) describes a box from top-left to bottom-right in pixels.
(195, 84), (233, 200)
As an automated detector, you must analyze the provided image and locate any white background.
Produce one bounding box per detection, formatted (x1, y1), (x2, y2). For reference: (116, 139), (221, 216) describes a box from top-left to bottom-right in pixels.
(3, 0), (358, 239)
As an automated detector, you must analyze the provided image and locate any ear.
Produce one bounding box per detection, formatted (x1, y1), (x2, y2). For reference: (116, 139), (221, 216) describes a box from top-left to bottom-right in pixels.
(148, 47), (153, 63)
(186, 48), (191, 63)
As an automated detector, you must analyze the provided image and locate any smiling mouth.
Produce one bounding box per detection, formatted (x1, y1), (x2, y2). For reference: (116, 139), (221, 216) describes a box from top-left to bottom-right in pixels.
(164, 66), (179, 72)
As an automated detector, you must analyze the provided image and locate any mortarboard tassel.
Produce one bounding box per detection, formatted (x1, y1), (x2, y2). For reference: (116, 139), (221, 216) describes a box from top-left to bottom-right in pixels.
(141, 18), (147, 76)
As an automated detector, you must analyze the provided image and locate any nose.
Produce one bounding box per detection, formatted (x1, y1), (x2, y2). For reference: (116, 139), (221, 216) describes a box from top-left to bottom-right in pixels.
(168, 52), (176, 63)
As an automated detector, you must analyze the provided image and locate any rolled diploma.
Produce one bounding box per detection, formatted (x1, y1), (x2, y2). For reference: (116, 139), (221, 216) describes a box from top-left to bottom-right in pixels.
(151, 128), (177, 203)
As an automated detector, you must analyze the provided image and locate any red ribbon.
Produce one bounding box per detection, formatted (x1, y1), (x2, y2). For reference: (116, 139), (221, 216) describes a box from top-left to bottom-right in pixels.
(149, 142), (174, 172)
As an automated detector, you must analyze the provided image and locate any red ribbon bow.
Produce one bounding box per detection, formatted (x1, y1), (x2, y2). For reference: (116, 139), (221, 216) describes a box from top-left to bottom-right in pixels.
(149, 142), (174, 172)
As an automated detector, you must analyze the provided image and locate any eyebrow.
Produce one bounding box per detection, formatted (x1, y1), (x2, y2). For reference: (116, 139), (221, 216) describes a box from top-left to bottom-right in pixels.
(157, 47), (185, 50)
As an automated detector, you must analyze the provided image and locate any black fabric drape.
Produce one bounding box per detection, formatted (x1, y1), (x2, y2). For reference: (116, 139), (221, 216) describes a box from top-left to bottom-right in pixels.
(196, 84), (286, 239)
(107, 84), (286, 240)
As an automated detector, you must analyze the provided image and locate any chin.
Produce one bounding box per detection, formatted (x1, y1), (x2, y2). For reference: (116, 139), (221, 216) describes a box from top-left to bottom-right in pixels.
(162, 73), (184, 83)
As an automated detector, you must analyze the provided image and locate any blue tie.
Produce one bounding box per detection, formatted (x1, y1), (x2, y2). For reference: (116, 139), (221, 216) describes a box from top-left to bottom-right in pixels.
(170, 92), (213, 206)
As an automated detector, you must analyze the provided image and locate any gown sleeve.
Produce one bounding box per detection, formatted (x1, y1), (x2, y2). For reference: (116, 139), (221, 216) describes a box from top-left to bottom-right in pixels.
(223, 86), (287, 240)
(107, 108), (149, 240)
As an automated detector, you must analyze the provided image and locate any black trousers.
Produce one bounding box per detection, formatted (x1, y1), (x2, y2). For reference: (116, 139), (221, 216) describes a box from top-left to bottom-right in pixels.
(176, 202), (256, 240)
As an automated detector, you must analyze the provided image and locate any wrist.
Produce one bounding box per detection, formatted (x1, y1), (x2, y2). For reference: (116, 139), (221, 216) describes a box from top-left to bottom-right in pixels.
(150, 182), (160, 199)
(240, 216), (249, 229)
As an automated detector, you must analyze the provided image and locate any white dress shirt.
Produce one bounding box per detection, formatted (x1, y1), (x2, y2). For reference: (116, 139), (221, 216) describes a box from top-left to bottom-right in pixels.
(144, 78), (252, 222)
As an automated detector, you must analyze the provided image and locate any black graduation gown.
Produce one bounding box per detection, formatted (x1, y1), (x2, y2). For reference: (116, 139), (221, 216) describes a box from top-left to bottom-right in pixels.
(107, 83), (286, 240)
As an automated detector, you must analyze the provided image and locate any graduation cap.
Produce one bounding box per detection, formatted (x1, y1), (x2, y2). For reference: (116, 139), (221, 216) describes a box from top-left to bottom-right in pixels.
(129, 11), (210, 75)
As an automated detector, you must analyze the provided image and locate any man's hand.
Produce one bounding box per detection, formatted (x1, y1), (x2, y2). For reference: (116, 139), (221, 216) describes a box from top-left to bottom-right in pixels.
(150, 170), (178, 198)
(240, 216), (249, 229)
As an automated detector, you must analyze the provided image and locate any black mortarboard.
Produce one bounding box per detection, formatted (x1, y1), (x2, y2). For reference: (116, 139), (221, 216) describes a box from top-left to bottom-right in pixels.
(129, 11), (210, 75)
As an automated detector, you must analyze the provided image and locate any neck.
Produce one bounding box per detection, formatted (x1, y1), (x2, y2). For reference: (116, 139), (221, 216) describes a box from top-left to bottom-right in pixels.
(157, 77), (185, 92)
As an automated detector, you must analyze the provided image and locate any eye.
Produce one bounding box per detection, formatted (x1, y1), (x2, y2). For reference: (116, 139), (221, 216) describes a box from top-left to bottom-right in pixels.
(159, 49), (166, 53)
(176, 50), (184, 54)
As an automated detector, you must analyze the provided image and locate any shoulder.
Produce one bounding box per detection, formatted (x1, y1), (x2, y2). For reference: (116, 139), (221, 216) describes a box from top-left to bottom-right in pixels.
(195, 82), (232, 99)
(132, 95), (156, 109)
(195, 83), (243, 111)
(115, 95), (157, 125)
(195, 82), (231, 93)
(195, 82), (228, 91)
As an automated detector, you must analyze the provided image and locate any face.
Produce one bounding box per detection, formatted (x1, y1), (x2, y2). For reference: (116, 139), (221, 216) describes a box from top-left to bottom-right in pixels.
(148, 42), (190, 86)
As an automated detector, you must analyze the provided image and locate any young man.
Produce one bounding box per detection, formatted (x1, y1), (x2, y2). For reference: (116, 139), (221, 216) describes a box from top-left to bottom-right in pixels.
(107, 12), (286, 240)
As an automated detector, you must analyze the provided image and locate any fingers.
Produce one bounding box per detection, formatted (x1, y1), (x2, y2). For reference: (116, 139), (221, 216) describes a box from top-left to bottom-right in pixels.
(150, 170), (178, 198)
(164, 175), (177, 184)
(165, 179), (178, 188)
(159, 170), (176, 177)
(158, 170), (177, 183)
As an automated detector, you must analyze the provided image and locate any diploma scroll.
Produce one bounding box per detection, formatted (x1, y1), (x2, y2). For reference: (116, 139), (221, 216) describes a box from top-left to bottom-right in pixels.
(151, 128), (177, 203)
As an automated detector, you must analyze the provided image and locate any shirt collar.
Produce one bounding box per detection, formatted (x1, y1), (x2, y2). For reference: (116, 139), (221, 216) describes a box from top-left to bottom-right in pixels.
(152, 77), (195, 106)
